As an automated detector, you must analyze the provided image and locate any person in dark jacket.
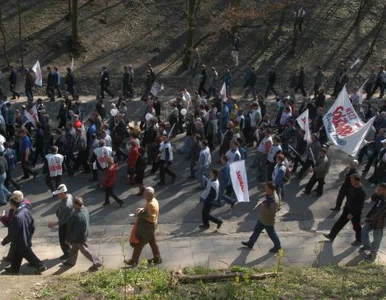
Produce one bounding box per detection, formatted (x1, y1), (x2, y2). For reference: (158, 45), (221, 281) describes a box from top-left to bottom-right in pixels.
(265, 66), (278, 98)
(56, 100), (67, 129)
(46, 66), (56, 101)
(3, 142), (21, 190)
(295, 66), (307, 97)
(62, 196), (102, 271)
(198, 65), (208, 97)
(243, 65), (257, 100)
(0, 154), (11, 205)
(122, 66), (130, 98)
(188, 134), (202, 179)
(9, 66), (20, 99)
(331, 160), (359, 211)
(65, 67), (75, 98)
(199, 168), (223, 230)
(18, 128), (38, 180)
(2, 195), (46, 274)
(100, 66), (114, 99)
(32, 122), (45, 166)
(324, 173), (366, 245)
(25, 68), (35, 99)
(361, 183), (386, 259)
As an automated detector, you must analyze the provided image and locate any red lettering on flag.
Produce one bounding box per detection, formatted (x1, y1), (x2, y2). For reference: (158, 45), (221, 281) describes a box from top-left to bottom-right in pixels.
(236, 170), (245, 193)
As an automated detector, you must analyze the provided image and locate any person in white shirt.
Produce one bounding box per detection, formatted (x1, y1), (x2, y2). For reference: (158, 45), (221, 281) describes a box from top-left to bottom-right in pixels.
(196, 140), (211, 189)
(255, 128), (273, 182)
(157, 135), (176, 185)
(266, 135), (282, 181)
(181, 88), (191, 109)
(43, 146), (64, 192)
(226, 140), (241, 163)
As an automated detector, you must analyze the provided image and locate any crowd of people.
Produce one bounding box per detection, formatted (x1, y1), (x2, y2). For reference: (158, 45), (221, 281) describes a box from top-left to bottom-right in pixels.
(0, 58), (385, 274)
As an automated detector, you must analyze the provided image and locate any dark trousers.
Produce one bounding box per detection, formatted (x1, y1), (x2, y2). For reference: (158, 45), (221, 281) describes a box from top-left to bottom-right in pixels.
(45, 175), (61, 192)
(313, 84), (321, 98)
(295, 83), (307, 97)
(59, 225), (71, 256)
(73, 150), (90, 173)
(291, 154), (304, 173)
(11, 246), (43, 272)
(244, 85), (256, 100)
(5, 170), (21, 190)
(248, 220), (281, 249)
(202, 201), (222, 226)
(265, 83), (278, 98)
(131, 234), (160, 265)
(364, 151), (379, 171)
(100, 85), (114, 98)
(46, 85), (55, 100)
(329, 207), (362, 242)
(65, 153), (76, 174)
(67, 85), (75, 97)
(25, 87), (33, 99)
(298, 159), (313, 179)
(9, 84), (20, 98)
(21, 157), (36, 178)
(334, 185), (348, 209)
(159, 161), (176, 184)
(55, 85), (62, 98)
(266, 161), (276, 182)
(198, 84), (208, 96)
(105, 186), (123, 204)
(304, 173), (325, 195)
(6, 124), (15, 140)
(33, 147), (45, 165)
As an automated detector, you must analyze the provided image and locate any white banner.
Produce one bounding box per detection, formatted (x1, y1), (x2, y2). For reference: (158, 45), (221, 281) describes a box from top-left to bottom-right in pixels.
(230, 160), (250, 203)
(23, 105), (39, 126)
(32, 60), (42, 87)
(323, 86), (375, 156)
(150, 82), (164, 96)
(220, 82), (227, 102)
(296, 108), (311, 143)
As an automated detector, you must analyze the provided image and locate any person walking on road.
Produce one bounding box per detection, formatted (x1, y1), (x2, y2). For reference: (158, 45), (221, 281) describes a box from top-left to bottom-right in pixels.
(43, 146), (64, 192)
(361, 183), (386, 259)
(241, 182), (282, 253)
(102, 156), (124, 208)
(62, 196), (102, 272)
(323, 173), (366, 246)
(48, 184), (73, 260)
(8, 66), (20, 100)
(100, 66), (114, 99)
(124, 187), (162, 267)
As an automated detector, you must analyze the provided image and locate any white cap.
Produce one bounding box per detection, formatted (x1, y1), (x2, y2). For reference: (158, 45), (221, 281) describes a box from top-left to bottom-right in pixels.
(53, 184), (67, 195)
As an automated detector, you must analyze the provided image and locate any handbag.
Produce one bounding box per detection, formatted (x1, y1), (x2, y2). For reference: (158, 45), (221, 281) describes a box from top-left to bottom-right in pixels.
(129, 218), (140, 247)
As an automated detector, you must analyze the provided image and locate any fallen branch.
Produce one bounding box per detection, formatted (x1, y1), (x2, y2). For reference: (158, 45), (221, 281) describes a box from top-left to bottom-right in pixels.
(171, 272), (278, 284)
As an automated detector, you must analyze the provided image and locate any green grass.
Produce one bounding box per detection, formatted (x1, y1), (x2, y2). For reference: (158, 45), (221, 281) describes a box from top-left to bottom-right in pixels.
(39, 261), (386, 299)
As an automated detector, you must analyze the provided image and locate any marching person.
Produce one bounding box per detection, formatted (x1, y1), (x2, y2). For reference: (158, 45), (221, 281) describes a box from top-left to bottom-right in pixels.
(272, 154), (287, 208)
(100, 66), (114, 99)
(65, 67), (75, 98)
(323, 173), (365, 246)
(196, 139), (211, 189)
(3, 195), (47, 274)
(302, 147), (330, 197)
(124, 187), (162, 267)
(9, 66), (20, 100)
(157, 134), (176, 186)
(255, 128), (273, 183)
(102, 156), (124, 207)
(361, 183), (386, 259)
(331, 159), (359, 211)
(90, 139), (113, 182)
(46, 66), (56, 101)
(43, 146), (64, 192)
(296, 133), (321, 179)
(199, 168), (223, 230)
(54, 66), (62, 99)
(241, 182), (282, 253)
(3, 142), (21, 190)
(48, 184), (73, 260)
(18, 128), (38, 180)
(62, 196), (102, 272)
(215, 155), (236, 208)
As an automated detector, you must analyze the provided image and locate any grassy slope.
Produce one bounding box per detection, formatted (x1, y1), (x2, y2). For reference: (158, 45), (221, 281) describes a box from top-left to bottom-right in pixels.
(19, 263), (386, 299)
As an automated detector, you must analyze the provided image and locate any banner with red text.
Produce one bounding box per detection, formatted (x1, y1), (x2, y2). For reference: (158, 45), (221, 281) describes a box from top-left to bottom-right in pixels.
(323, 86), (375, 156)
(230, 160), (250, 202)
(296, 108), (312, 143)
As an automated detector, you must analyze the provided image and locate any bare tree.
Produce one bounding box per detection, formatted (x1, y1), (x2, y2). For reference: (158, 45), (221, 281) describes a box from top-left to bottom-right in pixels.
(17, 0), (24, 68)
(355, 0), (371, 27)
(71, 0), (79, 46)
(181, 0), (197, 71)
(0, 8), (9, 67)
(66, 0), (72, 20)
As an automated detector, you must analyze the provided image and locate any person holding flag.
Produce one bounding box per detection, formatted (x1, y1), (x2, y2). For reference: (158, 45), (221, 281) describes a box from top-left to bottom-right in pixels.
(296, 133), (321, 179)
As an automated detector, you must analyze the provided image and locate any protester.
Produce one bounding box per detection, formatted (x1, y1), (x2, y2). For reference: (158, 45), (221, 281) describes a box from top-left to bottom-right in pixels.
(102, 156), (124, 207)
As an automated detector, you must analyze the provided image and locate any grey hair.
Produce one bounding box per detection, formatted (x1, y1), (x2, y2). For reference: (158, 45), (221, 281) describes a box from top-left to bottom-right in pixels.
(144, 187), (155, 196)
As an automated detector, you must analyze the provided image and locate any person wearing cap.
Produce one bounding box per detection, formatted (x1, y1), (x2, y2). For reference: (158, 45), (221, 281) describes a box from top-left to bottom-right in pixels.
(157, 135), (176, 186)
(3, 195), (47, 274)
(43, 146), (64, 192)
(302, 147), (330, 197)
(124, 187), (161, 267)
(63, 196), (102, 271)
(331, 160), (359, 211)
(48, 184), (73, 259)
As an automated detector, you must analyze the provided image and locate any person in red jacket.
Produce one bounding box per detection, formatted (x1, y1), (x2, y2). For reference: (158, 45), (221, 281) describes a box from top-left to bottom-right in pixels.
(102, 157), (124, 208)
(127, 139), (140, 185)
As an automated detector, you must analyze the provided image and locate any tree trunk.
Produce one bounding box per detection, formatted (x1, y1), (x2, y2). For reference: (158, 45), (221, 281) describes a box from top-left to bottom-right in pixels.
(277, 10), (286, 33)
(355, 0), (370, 27)
(367, 4), (386, 56)
(66, 0), (72, 20)
(103, 0), (108, 24)
(0, 9), (9, 67)
(17, 0), (23, 68)
(181, 0), (196, 71)
(71, 0), (79, 46)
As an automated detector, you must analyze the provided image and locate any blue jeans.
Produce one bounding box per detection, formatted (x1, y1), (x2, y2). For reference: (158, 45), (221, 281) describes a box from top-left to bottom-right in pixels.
(217, 184), (235, 205)
(249, 220), (281, 250)
(0, 172), (11, 204)
(196, 166), (209, 188)
(361, 222), (383, 254)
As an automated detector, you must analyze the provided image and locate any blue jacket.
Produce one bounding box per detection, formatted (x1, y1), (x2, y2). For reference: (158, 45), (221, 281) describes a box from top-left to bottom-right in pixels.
(219, 163), (231, 188)
(9, 206), (35, 250)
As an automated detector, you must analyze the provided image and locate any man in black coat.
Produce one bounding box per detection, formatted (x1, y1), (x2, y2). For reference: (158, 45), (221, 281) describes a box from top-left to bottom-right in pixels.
(265, 66), (278, 98)
(8, 66), (20, 99)
(100, 66), (114, 99)
(324, 173), (366, 246)
(198, 65), (208, 97)
(3, 195), (46, 274)
(65, 67), (75, 98)
(122, 66), (129, 98)
(295, 66), (307, 97)
(46, 66), (56, 101)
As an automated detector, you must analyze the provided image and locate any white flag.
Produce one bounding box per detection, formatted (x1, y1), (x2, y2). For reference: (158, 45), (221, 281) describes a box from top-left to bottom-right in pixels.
(350, 58), (360, 69)
(71, 57), (74, 70)
(32, 60), (42, 87)
(23, 105), (39, 126)
(230, 160), (250, 203)
(150, 82), (163, 96)
(296, 109), (311, 143)
(220, 82), (227, 102)
(323, 86), (375, 156)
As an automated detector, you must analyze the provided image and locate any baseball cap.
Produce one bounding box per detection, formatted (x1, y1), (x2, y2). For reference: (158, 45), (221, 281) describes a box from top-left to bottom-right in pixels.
(53, 184), (67, 195)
